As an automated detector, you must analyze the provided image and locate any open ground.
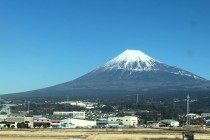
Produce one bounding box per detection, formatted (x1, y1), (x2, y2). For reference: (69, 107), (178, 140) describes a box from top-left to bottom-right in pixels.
(1, 128), (210, 140)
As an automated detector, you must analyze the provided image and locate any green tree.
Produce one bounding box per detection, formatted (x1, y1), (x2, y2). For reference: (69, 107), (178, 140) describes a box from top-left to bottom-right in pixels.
(11, 125), (15, 129)
(17, 122), (28, 128)
(0, 111), (7, 115)
(101, 105), (114, 113)
(190, 118), (204, 125)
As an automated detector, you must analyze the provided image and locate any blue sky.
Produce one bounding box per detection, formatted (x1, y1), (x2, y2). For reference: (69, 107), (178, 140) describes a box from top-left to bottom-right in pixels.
(0, 0), (210, 94)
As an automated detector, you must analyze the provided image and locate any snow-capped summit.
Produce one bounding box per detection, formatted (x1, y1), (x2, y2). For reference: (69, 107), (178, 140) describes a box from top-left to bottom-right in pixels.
(103, 49), (158, 71)
(96, 49), (205, 81)
(109, 49), (156, 63)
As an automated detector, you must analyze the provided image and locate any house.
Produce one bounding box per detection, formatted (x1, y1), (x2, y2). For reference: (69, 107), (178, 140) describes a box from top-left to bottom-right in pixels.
(33, 117), (51, 128)
(50, 120), (61, 128)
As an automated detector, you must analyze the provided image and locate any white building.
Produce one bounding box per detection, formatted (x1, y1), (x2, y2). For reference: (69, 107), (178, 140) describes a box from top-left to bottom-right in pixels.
(33, 117), (51, 128)
(53, 111), (85, 119)
(201, 113), (210, 118)
(33, 117), (51, 124)
(108, 116), (138, 127)
(7, 115), (34, 128)
(0, 122), (17, 128)
(150, 123), (159, 128)
(160, 119), (179, 127)
(186, 113), (201, 119)
(62, 118), (96, 128)
(58, 101), (96, 109)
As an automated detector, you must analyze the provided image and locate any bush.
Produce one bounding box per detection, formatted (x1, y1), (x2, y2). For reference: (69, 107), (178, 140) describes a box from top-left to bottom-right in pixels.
(17, 122), (28, 128)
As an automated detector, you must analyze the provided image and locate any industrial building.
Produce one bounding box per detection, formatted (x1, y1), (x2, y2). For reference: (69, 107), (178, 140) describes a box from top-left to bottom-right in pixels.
(7, 114), (33, 128)
(108, 116), (138, 127)
(66, 118), (96, 128)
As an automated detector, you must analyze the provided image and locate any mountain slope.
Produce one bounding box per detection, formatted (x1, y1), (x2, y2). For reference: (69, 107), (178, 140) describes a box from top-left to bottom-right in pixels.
(49, 50), (207, 91)
(3, 49), (210, 97)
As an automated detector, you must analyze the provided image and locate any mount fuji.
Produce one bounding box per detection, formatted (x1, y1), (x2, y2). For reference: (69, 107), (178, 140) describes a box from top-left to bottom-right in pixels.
(4, 49), (210, 97)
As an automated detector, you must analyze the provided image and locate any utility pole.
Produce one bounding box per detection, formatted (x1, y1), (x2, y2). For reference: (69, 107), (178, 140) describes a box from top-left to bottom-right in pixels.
(136, 93), (144, 105)
(173, 98), (175, 110)
(27, 101), (30, 114)
(24, 99), (26, 108)
(173, 98), (176, 119)
(136, 94), (139, 105)
(187, 94), (190, 125)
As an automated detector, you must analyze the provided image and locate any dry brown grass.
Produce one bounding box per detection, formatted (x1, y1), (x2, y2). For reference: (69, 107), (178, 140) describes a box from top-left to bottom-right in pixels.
(0, 128), (209, 140)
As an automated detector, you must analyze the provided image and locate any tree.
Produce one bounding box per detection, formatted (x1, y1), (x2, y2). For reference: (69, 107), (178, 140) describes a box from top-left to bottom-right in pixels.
(41, 123), (48, 128)
(11, 125), (15, 129)
(101, 105), (114, 113)
(0, 111), (7, 115)
(17, 122), (28, 128)
(190, 118), (204, 125)
(141, 112), (155, 122)
(119, 122), (123, 126)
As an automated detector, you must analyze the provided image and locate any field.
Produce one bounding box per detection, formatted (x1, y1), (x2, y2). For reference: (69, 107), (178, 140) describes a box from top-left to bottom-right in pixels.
(0, 128), (210, 140)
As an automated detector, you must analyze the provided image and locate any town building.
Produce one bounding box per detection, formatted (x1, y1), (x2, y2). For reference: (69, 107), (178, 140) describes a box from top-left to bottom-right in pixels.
(160, 119), (179, 127)
(7, 114), (33, 128)
(58, 101), (97, 109)
(62, 118), (96, 128)
(53, 111), (85, 119)
(108, 116), (138, 127)
(33, 117), (51, 128)
(186, 113), (201, 119)
(0, 115), (7, 122)
(96, 119), (108, 128)
(205, 119), (210, 127)
(201, 113), (210, 118)
(50, 120), (61, 128)
(0, 121), (16, 128)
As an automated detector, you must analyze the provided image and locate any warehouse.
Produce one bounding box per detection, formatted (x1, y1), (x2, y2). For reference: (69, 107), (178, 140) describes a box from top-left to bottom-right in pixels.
(7, 114), (33, 128)
(108, 116), (138, 127)
(63, 118), (96, 128)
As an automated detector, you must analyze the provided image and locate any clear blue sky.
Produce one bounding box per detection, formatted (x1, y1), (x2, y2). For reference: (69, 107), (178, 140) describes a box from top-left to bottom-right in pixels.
(0, 0), (210, 94)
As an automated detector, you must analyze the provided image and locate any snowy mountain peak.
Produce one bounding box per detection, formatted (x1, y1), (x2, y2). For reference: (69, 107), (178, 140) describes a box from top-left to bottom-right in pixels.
(103, 49), (159, 71)
(114, 49), (155, 62)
